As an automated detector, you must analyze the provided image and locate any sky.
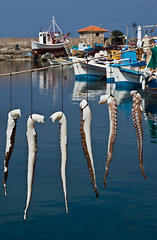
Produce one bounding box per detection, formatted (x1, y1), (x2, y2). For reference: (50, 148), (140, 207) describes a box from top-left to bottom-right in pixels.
(1, 0), (157, 38)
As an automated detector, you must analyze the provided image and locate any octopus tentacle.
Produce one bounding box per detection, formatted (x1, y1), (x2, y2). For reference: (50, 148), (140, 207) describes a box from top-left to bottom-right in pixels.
(50, 111), (68, 213)
(24, 114), (44, 220)
(3, 109), (21, 196)
(130, 90), (147, 180)
(80, 100), (98, 198)
(99, 94), (117, 188)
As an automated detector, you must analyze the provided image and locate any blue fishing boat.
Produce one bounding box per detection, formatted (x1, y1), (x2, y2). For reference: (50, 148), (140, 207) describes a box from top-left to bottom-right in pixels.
(71, 48), (146, 87)
(106, 49), (146, 89)
(145, 46), (157, 95)
(145, 74), (157, 95)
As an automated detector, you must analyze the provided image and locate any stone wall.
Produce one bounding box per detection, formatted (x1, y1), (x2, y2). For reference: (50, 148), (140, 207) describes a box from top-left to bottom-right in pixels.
(0, 38), (36, 60)
(0, 37), (87, 61)
(79, 32), (104, 47)
(67, 37), (87, 48)
(0, 38), (38, 60)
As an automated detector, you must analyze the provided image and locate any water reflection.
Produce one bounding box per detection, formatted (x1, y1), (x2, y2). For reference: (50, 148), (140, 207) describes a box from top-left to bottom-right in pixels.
(38, 69), (59, 91)
(26, 66), (157, 144)
(36, 66), (72, 90)
(72, 81), (106, 100)
(0, 61), (32, 74)
(143, 96), (157, 144)
(0, 63), (157, 239)
(72, 81), (133, 106)
(72, 80), (157, 144)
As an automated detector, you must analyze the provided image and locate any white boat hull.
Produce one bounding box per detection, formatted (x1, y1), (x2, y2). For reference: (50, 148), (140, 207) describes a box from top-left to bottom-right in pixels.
(113, 67), (142, 89)
(32, 41), (66, 50)
(71, 57), (106, 82)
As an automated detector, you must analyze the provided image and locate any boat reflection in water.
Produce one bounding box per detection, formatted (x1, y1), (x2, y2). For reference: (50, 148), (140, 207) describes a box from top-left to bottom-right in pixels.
(35, 67), (157, 145)
(34, 65), (71, 91)
(72, 81), (133, 107)
(143, 95), (157, 144)
(72, 81), (107, 101)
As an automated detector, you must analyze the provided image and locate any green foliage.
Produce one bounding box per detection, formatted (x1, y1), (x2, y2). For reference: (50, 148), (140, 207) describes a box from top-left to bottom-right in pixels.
(111, 30), (123, 38)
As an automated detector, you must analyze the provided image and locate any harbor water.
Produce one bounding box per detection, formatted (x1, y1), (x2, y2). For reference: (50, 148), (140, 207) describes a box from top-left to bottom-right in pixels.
(0, 61), (157, 240)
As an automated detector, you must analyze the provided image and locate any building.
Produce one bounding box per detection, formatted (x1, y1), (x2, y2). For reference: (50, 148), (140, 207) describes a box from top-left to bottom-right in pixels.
(78, 25), (108, 47)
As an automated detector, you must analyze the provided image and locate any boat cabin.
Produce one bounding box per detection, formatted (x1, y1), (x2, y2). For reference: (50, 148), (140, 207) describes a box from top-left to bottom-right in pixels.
(39, 31), (59, 45)
(121, 50), (137, 63)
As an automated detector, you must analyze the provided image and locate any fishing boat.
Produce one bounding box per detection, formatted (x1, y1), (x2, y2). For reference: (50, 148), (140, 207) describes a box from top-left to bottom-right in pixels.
(71, 55), (107, 82)
(105, 26), (145, 89)
(71, 47), (146, 87)
(143, 95), (157, 143)
(109, 49), (146, 89)
(31, 16), (69, 58)
(145, 74), (157, 95)
(144, 46), (157, 95)
(48, 57), (70, 66)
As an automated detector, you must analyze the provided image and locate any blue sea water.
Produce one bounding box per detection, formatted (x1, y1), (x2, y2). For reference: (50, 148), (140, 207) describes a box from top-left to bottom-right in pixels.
(0, 62), (157, 240)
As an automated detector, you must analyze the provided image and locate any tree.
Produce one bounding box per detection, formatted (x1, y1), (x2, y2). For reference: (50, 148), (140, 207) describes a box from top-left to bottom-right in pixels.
(111, 30), (123, 38)
(110, 30), (124, 49)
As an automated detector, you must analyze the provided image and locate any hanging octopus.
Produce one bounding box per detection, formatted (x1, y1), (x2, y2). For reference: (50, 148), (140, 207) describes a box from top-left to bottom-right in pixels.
(130, 90), (147, 180)
(50, 111), (68, 213)
(3, 109), (21, 196)
(80, 100), (98, 198)
(99, 94), (117, 188)
(24, 114), (44, 220)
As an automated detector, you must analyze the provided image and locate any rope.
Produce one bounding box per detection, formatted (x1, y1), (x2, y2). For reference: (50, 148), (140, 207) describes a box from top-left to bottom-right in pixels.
(31, 70), (33, 114)
(61, 64), (64, 113)
(86, 58), (89, 102)
(137, 48), (140, 82)
(109, 56), (112, 96)
(10, 73), (12, 111)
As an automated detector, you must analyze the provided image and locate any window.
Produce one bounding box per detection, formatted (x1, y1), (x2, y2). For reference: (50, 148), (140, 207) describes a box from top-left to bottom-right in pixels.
(96, 32), (99, 36)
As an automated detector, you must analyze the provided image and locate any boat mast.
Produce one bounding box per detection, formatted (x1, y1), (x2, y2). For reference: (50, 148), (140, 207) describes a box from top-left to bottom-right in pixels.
(48, 16), (63, 35)
(53, 16), (55, 33)
(54, 19), (69, 55)
(48, 16), (56, 33)
(55, 21), (63, 36)
(48, 16), (69, 55)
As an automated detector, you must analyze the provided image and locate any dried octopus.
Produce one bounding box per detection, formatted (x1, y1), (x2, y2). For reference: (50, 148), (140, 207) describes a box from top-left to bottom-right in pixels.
(130, 90), (147, 180)
(24, 114), (44, 220)
(99, 94), (117, 188)
(3, 109), (21, 196)
(80, 100), (98, 198)
(50, 111), (68, 213)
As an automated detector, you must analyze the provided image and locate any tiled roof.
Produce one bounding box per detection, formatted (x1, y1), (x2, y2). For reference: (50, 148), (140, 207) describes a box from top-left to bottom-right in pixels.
(78, 25), (108, 33)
